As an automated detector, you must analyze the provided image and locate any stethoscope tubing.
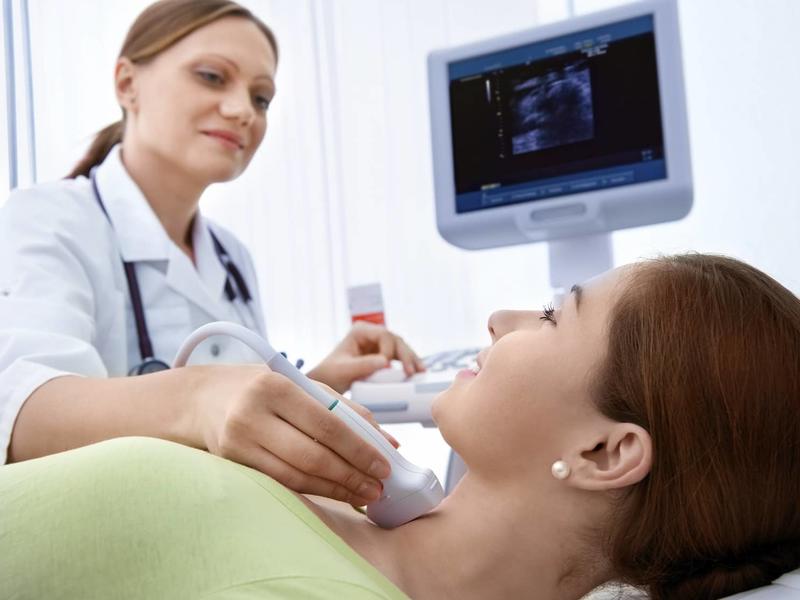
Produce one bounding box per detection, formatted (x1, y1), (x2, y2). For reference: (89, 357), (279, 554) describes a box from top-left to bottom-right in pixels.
(89, 168), (253, 375)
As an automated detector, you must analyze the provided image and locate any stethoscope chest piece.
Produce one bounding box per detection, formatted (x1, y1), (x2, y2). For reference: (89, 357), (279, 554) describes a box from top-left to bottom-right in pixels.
(128, 358), (171, 376)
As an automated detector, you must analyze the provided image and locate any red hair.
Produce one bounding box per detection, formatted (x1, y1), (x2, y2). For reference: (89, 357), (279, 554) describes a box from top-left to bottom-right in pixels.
(595, 254), (800, 598)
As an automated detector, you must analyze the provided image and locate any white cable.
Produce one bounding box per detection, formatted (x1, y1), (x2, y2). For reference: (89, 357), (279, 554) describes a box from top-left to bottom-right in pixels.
(173, 321), (333, 407)
(173, 321), (278, 368)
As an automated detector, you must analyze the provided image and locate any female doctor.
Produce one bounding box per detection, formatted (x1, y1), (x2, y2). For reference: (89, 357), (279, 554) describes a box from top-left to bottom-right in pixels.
(0, 0), (424, 508)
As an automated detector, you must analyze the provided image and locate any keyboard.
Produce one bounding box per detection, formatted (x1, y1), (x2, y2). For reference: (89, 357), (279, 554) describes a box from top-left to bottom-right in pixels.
(350, 347), (481, 425)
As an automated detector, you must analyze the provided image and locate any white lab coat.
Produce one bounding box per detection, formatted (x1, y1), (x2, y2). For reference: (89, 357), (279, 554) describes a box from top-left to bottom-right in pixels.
(0, 146), (268, 463)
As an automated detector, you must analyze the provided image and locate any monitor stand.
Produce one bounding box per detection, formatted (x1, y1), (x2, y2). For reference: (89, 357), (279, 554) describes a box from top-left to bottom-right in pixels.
(548, 232), (614, 298)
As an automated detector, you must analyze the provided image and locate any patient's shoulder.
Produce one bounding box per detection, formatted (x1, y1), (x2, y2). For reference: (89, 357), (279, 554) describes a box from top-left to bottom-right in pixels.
(201, 576), (395, 599)
(70, 436), (201, 469)
(301, 494), (372, 529)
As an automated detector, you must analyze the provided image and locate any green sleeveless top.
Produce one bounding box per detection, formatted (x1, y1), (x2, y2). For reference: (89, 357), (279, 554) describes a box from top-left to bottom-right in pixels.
(0, 437), (410, 599)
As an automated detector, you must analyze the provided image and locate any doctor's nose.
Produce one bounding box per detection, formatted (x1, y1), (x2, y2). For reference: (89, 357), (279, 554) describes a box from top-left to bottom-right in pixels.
(487, 309), (543, 343)
(219, 88), (256, 127)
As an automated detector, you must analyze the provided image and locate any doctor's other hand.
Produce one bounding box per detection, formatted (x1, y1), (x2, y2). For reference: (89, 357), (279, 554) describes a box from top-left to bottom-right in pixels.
(191, 365), (394, 506)
(306, 321), (426, 393)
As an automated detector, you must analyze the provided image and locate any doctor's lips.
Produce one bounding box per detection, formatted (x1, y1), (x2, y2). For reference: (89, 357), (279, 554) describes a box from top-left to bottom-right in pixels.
(202, 129), (245, 150)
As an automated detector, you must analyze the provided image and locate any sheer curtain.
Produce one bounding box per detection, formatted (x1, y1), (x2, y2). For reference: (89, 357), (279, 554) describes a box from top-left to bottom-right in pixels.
(0, 2), (8, 194)
(2, 0), (41, 195)
(23, 0), (152, 181)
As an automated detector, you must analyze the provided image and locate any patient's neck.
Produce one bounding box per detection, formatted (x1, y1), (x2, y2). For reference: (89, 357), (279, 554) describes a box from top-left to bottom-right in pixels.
(319, 473), (610, 599)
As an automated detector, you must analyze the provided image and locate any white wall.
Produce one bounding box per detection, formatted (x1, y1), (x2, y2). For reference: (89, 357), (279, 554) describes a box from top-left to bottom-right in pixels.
(567, 0), (800, 296)
(612, 0), (800, 296)
(24, 0), (153, 180)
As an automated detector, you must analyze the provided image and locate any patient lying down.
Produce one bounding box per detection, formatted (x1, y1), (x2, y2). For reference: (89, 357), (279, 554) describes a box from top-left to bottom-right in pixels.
(2, 253), (799, 599)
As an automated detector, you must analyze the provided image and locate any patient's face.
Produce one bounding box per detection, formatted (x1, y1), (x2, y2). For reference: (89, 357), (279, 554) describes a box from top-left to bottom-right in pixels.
(432, 267), (629, 480)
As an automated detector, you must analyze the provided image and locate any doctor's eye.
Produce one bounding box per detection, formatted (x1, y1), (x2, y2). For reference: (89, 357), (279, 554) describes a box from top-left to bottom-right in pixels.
(540, 302), (557, 326)
(253, 95), (271, 111)
(197, 70), (225, 86)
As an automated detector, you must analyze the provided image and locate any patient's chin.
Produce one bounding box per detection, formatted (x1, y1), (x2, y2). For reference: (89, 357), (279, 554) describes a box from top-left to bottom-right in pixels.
(430, 391), (445, 425)
(430, 390), (460, 450)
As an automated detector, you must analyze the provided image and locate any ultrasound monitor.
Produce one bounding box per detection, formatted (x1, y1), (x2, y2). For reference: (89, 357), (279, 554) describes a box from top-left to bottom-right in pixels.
(427, 0), (692, 290)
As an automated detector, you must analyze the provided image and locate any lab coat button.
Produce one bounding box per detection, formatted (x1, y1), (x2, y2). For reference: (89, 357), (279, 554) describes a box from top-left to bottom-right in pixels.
(210, 343), (221, 357)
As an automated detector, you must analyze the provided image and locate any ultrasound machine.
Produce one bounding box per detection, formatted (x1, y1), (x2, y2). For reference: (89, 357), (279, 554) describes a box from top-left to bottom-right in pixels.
(351, 0), (692, 492)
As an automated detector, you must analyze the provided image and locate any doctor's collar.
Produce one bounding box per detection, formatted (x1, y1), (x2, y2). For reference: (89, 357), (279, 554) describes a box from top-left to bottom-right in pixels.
(92, 146), (180, 263)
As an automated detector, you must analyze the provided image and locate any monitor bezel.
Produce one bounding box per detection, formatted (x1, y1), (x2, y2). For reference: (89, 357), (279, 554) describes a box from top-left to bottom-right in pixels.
(428, 0), (692, 250)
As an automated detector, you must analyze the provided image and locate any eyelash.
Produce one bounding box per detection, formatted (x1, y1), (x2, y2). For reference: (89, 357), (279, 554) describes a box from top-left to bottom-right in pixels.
(198, 70), (224, 85)
(540, 302), (557, 326)
(254, 96), (271, 111)
(196, 70), (272, 112)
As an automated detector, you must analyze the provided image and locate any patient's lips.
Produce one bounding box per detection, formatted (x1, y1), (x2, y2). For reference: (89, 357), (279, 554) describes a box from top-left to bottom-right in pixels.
(455, 349), (485, 380)
(455, 368), (477, 380)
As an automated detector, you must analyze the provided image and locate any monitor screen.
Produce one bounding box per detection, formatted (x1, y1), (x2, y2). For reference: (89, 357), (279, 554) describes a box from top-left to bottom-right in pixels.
(448, 15), (666, 214)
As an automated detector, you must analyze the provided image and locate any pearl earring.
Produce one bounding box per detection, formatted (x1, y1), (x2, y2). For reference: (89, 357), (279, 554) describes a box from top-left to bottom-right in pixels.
(551, 460), (571, 480)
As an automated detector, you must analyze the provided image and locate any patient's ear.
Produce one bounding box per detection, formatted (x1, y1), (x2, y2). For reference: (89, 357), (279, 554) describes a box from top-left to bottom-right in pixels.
(565, 423), (652, 491)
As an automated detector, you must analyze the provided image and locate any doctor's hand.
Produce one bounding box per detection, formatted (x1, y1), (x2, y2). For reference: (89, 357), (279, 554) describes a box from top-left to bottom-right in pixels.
(192, 365), (398, 506)
(306, 321), (426, 393)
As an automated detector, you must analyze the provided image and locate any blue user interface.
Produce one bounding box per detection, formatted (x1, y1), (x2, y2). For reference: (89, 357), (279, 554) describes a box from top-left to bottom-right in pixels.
(448, 15), (666, 213)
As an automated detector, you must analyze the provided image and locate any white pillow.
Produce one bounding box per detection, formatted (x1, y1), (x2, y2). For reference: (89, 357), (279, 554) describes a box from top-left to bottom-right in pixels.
(722, 569), (800, 599)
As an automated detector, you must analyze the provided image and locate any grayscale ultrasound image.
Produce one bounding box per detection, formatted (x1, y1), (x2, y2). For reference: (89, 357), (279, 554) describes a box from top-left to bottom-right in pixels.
(510, 62), (595, 155)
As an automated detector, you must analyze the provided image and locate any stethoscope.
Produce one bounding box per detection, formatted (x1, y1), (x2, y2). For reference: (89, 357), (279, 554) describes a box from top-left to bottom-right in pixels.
(90, 169), (253, 376)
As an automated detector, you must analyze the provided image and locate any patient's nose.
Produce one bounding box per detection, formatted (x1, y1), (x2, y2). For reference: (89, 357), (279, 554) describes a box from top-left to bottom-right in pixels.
(488, 309), (544, 342)
(487, 310), (521, 342)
